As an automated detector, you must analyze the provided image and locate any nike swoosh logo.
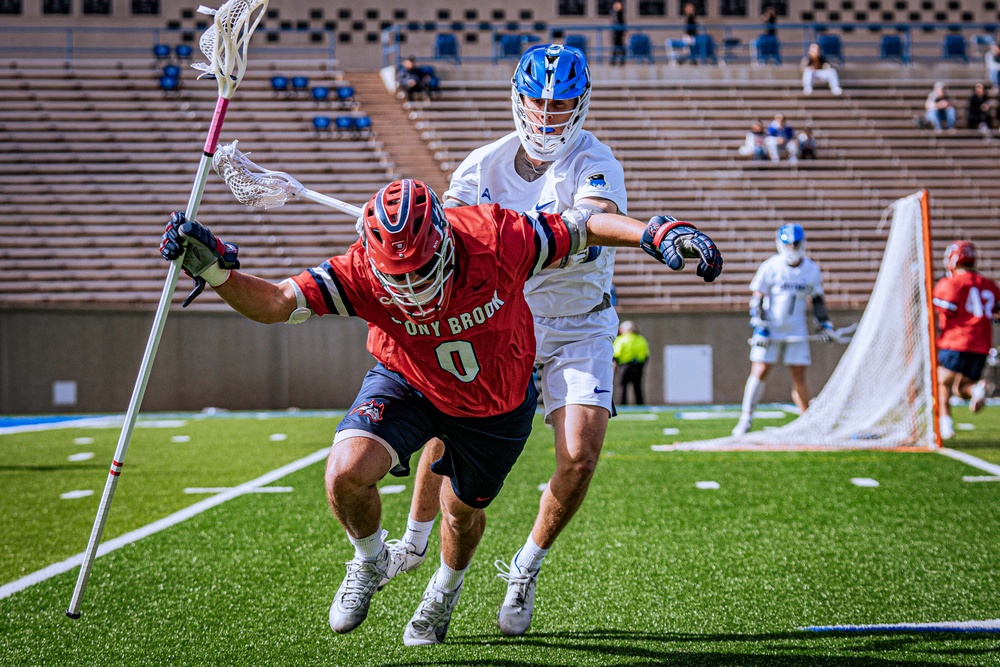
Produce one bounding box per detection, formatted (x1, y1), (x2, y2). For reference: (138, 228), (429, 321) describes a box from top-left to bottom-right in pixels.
(476, 496), (493, 502)
(470, 279), (489, 291)
(594, 387), (611, 394)
(535, 200), (555, 211)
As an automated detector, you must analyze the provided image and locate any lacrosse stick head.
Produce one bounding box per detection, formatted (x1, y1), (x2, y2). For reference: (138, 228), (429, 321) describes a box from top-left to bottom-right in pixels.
(191, 0), (268, 99)
(213, 140), (303, 209)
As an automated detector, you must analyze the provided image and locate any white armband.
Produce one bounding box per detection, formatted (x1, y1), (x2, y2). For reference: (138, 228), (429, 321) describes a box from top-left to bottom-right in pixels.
(281, 278), (313, 324)
(559, 204), (604, 255)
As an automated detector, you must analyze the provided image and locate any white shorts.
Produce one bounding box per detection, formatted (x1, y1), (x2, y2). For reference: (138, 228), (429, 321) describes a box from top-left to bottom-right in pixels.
(533, 308), (618, 422)
(750, 340), (811, 366)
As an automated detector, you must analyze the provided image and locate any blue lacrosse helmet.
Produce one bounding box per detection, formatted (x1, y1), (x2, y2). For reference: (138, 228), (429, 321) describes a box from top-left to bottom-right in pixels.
(511, 43), (591, 162)
(775, 223), (806, 265)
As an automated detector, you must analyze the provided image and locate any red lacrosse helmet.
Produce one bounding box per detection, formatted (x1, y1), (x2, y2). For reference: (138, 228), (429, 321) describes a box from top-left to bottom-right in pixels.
(944, 240), (976, 274)
(361, 179), (454, 321)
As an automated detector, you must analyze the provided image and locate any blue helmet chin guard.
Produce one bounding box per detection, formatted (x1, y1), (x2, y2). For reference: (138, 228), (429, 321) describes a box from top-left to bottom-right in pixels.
(511, 43), (592, 162)
(776, 223), (806, 264)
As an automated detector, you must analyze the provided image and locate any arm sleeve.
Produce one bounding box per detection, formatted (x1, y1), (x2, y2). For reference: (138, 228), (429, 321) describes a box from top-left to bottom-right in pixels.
(501, 207), (577, 281)
(932, 277), (959, 312)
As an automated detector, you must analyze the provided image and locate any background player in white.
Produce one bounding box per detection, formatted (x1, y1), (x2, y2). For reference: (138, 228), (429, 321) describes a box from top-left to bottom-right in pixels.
(382, 44), (718, 636)
(733, 224), (835, 436)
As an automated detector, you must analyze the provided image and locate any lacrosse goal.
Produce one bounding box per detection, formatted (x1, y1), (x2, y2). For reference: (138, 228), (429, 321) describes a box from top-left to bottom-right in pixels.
(676, 191), (941, 450)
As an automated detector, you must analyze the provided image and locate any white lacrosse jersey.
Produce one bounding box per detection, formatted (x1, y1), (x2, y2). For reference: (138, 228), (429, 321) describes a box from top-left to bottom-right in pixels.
(749, 254), (825, 337)
(444, 131), (628, 318)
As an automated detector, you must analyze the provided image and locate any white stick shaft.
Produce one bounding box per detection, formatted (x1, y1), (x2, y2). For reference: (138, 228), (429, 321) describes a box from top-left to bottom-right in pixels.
(299, 187), (362, 217)
(67, 100), (226, 619)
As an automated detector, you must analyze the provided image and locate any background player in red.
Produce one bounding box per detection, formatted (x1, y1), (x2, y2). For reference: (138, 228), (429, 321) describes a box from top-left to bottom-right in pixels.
(932, 240), (1000, 439)
(160, 178), (721, 645)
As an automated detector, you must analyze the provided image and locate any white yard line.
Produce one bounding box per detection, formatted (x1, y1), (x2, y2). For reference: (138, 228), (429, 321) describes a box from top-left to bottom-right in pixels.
(0, 447), (329, 601)
(801, 619), (1000, 633)
(938, 448), (1000, 476)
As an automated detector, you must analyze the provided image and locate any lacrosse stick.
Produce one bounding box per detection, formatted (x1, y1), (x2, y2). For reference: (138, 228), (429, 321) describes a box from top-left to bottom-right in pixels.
(66, 0), (267, 620)
(747, 322), (858, 346)
(213, 140), (363, 216)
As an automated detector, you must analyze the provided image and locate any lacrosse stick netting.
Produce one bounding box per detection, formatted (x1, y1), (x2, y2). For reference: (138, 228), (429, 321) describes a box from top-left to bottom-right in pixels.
(213, 140), (363, 216)
(66, 0), (269, 620)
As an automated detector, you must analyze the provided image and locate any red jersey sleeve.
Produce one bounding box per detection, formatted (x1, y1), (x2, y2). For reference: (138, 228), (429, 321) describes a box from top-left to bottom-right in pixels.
(491, 205), (580, 281)
(290, 242), (371, 318)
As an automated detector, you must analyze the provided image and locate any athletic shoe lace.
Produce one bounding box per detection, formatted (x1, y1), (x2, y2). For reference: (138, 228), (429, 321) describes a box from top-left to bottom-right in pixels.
(494, 559), (535, 608)
(410, 588), (454, 632)
(340, 557), (384, 608)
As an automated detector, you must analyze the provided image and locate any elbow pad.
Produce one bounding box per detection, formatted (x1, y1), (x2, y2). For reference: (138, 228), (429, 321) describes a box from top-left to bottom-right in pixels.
(282, 278), (313, 324)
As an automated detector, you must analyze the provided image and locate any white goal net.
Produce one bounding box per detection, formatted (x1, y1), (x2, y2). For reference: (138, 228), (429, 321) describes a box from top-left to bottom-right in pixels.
(675, 191), (940, 450)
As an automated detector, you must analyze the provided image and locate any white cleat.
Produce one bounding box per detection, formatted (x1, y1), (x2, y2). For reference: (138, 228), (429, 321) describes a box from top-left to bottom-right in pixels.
(329, 548), (389, 634)
(495, 559), (539, 637)
(379, 539), (427, 589)
(732, 414), (752, 436)
(403, 571), (463, 646)
(970, 380), (994, 413)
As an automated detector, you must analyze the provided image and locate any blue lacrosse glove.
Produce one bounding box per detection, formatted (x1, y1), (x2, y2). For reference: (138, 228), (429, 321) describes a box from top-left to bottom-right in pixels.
(640, 215), (723, 283)
(750, 324), (770, 349)
(160, 211), (240, 307)
(816, 320), (835, 343)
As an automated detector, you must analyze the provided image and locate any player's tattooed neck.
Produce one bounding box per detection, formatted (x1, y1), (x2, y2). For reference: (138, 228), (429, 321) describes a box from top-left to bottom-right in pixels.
(514, 147), (552, 182)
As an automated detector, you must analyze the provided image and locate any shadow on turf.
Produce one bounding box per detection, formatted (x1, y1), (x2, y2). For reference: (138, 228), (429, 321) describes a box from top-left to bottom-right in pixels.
(376, 628), (997, 666)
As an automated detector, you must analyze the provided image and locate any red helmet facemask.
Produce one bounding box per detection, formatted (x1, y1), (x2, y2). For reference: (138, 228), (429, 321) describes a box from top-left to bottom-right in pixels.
(361, 179), (454, 321)
(944, 240), (976, 275)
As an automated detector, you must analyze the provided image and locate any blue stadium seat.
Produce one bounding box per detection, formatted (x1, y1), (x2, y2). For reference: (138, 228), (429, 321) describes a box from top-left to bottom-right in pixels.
(313, 115), (332, 134)
(175, 44), (193, 61)
(753, 34), (782, 65)
(336, 85), (356, 108)
(879, 34), (906, 63)
(564, 34), (587, 58)
(498, 34), (523, 59)
(353, 115), (372, 136)
(334, 115), (354, 135)
(942, 34), (968, 63)
(271, 75), (289, 94)
(434, 34), (459, 63)
(291, 76), (310, 93)
(152, 44), (171, 62)
(159, 75), (180, 92)
(692, 34), (718, 65)
(311, 86), (330, 103)
(628, 34), (653, 63)
(817, 34), (844, 65)
(162, 64), (181, 79)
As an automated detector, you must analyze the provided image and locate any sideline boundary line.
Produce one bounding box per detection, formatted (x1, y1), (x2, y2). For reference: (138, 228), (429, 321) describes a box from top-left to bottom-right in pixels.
(938, 448), (1000, 476)
(0, 447), (329, 601)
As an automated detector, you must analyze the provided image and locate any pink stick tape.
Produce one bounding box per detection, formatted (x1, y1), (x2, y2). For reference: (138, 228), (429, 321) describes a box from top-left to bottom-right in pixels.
(203, 97), (230, 155)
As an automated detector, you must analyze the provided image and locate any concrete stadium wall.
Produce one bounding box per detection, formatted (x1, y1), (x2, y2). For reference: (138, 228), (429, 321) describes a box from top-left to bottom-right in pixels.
(0, 308), (861, 414)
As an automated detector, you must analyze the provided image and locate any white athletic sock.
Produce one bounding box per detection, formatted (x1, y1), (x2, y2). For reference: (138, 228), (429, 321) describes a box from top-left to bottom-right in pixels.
(348, 527), (385, 561)
(402, 517), (435, 552)
(434, 556), (467, 592)
(741, 375), (765, 417)
(513, 535), (549, 573)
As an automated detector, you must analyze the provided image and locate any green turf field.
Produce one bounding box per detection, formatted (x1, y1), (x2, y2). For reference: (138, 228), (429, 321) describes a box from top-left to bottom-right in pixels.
(1, 407), (998, 666)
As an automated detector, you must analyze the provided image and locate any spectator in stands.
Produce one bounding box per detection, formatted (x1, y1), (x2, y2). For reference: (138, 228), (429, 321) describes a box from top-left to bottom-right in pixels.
(733, 224), (836, 436)
(801, 42), (842, 96)
(610, 1), (627, 66)
(682, 3), (698, 47)
(985, 43), (1000, 91)
(762, 5), (778, 37)
(925, 82), (956, 132)
(738, 119), (768, 161)
(933, 240), (1000, 439)
(397, 55), (435, 102)
(966, 82), (993, 131)
(797, 127), (817, 159)
(613, 320), (650, 405)
(765, 113), (799, 165)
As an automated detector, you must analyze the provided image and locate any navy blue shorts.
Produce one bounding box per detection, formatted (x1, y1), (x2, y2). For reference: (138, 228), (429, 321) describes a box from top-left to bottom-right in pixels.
(336, 363), (538, 509)
(938, 349), (987, 381)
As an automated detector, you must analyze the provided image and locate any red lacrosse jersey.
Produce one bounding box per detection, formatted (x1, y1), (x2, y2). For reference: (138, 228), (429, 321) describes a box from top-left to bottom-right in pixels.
(933, 270), (1000, 354)
(291, 204), (576, 417)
